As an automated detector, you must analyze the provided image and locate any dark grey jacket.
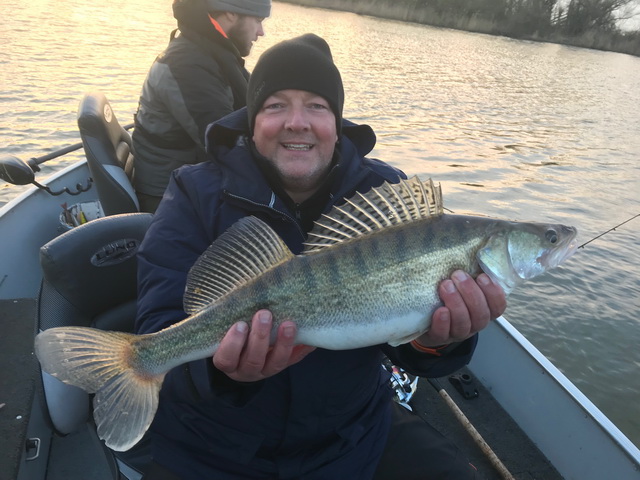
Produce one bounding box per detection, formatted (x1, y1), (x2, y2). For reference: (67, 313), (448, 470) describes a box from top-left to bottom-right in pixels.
(132, 0), (249, 196)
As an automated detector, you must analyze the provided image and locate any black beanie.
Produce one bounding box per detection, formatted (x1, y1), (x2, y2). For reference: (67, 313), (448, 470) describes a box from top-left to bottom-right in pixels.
(247, 34), (344, 135)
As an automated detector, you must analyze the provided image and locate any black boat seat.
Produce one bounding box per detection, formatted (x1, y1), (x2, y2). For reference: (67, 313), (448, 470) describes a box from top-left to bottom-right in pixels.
(77, 92), (139, 216)
(37, 213), (152, 463)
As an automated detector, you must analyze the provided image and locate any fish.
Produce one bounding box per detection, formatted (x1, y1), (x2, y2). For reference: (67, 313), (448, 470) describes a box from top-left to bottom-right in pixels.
(34, 176), (578, 451)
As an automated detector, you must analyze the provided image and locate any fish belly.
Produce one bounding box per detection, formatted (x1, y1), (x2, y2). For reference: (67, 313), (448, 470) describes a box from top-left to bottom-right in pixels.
(295, 309), (431, 350)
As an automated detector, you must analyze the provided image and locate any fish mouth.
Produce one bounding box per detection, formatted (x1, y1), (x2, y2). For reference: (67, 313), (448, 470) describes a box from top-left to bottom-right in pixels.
(558, 240), (578, 263)
(544, 227), (579, 268)
(539, 232), (578, 268)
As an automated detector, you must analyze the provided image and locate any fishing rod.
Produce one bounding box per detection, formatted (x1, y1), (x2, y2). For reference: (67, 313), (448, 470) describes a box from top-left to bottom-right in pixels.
(578, 213), (640, 249)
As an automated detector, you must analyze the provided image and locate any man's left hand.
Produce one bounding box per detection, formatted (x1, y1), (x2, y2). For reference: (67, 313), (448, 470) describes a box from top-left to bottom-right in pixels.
(416, 270), (506, 347)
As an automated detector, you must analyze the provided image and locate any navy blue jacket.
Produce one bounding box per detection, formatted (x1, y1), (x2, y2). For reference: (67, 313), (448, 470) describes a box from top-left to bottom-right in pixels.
(135, 108), (477, 479)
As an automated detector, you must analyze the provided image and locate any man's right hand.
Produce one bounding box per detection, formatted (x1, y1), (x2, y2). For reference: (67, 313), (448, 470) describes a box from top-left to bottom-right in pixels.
(213, 310), (316, 382)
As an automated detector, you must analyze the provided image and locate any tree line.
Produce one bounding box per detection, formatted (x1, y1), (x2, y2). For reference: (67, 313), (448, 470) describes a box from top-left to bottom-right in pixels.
(419, 0), (639, 55)
(281, 0), (640, 56)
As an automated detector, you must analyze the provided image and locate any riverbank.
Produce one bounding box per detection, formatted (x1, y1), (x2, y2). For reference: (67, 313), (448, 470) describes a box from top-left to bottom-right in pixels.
(278, 0), (640, 57)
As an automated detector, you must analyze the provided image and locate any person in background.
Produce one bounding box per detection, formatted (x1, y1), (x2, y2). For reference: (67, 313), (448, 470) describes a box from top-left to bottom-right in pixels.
(132, 0), (271, 213)
(135, 34), (506, 479)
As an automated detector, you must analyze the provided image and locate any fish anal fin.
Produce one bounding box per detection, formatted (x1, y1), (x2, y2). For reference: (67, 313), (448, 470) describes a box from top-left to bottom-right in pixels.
(184, 216), (295, 315)
(387, 330), (426, 347)
(304, 177), (443, 253)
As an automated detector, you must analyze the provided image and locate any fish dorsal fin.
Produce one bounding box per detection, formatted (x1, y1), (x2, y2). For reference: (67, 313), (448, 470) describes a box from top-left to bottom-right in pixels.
(184, 216), (294, 315)
(304, 176), (443, 253)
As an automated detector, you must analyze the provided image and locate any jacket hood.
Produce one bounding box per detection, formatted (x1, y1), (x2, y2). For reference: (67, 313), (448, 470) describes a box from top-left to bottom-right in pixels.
(174, 0), (211, 34)
(205, 107), (377, 158)
(173, 0), (238, 56)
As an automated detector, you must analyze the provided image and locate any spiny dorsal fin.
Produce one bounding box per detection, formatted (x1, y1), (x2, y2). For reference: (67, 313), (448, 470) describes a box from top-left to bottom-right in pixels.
(184, 216), (294, 315)
(303, 176), (442, 253)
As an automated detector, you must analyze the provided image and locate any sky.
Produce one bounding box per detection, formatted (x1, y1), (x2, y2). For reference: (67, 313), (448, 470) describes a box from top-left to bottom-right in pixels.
(618, 2), (640, 31)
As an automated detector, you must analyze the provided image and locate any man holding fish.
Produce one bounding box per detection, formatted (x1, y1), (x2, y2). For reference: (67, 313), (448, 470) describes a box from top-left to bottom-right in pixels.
(135, 33), (505, 479)
(36, 32), (577, 480)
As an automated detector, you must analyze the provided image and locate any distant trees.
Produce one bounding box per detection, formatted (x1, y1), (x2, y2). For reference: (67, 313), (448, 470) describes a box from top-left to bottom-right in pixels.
(507, 0), (559, 35)
(280, 0), (640, 56)
(559, 0), (632, 34)
(416, 0), (640, 54)
(417, 0), (638, 36)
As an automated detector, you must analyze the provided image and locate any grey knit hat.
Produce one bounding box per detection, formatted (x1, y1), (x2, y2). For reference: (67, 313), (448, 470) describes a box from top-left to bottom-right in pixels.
(206, 0), (271, 17)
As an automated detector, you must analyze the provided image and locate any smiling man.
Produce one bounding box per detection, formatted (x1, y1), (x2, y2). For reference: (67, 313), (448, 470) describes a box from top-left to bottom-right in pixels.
(251, 89), (338, 202)
(135, 34), (505, 479)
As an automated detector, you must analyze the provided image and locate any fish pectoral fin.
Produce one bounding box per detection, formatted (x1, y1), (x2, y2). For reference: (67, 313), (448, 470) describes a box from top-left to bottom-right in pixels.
(303, 177), (443, 253)
(35, 327), (164, 452)
(183, 216), (295, 315)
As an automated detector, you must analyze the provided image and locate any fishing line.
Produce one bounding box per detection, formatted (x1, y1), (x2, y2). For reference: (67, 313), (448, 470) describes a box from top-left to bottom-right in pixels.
(578, 213), (640, 249)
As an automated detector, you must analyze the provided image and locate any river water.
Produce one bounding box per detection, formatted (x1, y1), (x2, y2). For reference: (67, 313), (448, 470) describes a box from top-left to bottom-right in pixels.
(2, 0), (639, 447)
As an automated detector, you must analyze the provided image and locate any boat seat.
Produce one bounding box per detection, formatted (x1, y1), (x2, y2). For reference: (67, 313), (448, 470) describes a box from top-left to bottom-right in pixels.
(77, 92), (140, 216)
(37, 213), (153, 475)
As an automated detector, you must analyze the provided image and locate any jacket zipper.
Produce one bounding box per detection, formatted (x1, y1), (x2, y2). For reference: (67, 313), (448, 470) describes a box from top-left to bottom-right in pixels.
(223, 190), (306, 240)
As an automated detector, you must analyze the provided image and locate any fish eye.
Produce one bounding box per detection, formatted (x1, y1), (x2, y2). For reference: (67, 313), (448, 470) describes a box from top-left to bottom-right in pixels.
(545, 229), (558, 244)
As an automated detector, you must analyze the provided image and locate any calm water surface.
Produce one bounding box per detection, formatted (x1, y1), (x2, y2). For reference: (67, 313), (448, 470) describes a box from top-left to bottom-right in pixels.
(2, 0), (639, 447)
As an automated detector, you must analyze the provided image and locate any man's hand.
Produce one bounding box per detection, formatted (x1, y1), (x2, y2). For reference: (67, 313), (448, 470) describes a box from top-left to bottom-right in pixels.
(416, 270), (507, 347)
(213, 310), (316, 382)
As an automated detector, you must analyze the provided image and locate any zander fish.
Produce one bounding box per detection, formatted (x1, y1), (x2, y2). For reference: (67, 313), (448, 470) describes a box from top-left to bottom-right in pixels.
(34, 177), (578, 451)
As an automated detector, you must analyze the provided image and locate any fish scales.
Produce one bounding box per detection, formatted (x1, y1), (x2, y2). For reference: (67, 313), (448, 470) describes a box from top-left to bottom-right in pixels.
(34, 177), (578, 451)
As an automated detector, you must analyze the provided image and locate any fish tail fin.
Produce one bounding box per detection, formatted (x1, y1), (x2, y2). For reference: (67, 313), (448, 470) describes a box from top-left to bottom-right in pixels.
(35, 326), (164, 451)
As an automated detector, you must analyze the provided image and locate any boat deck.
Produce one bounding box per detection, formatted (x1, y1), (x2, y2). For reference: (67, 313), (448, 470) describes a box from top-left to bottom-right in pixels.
(413, 368), (561, 479)
(0, 299), (39, 480)
(1, 297), (560, 480)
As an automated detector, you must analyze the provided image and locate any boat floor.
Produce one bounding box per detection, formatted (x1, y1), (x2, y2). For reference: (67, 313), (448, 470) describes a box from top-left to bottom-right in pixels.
(0, 297), (560, 479)
(1, 299), (39, 480)
(411, 369), (561, 479)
